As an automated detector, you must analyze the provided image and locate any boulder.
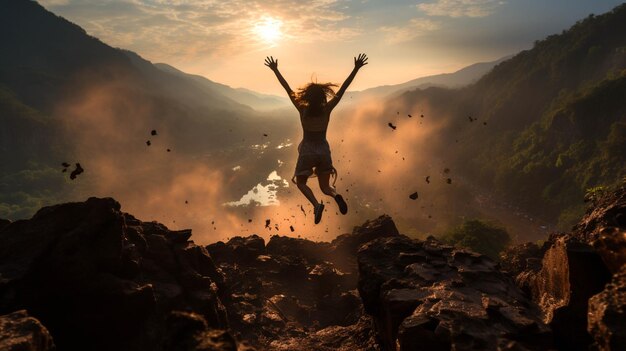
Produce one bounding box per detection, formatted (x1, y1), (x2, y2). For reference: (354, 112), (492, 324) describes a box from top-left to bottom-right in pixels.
(164, 311), (238, 351)
(510, 185), (626, 350)
(499, 242), (545, 277)
(588, 267), (626, 351)
(523, 235), (611, 350)
(357, 235), (552, 351)
(265, 235), (330, 263)
(207, 235), (266, 264)
(329, 215), (399, 271)
(0, 310), (55, 351)
(573, 184), (626, 273)
(0, 219), (10, 232)
(0, 197), (231, 351)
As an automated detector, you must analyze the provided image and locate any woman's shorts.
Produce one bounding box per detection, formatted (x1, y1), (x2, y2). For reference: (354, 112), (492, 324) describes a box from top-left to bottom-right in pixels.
(294, 153), (334, 177)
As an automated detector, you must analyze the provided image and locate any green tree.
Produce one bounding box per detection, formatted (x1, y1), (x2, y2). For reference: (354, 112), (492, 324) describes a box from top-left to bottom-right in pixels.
(441, 219), (511, 259)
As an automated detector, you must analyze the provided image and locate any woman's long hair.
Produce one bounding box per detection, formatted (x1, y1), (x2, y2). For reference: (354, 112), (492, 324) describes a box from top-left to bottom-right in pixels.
(295, 82), (337, 116)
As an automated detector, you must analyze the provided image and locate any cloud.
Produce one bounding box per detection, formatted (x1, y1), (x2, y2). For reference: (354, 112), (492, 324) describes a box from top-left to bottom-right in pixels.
(40, 0), (362, 62)
(417, 0), (504, 18)
(379, 18), (440, 44)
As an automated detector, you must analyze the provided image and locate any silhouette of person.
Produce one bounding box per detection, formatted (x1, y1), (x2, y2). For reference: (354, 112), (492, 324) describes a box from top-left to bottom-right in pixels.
(265, 54), (368, 224)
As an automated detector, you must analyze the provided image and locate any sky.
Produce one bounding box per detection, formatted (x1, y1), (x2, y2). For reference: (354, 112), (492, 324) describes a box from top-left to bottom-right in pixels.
(40, 0), (625, 95)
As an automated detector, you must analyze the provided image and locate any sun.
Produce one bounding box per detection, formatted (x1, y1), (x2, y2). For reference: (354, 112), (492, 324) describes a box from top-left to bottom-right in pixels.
(254, 17), (283, 44)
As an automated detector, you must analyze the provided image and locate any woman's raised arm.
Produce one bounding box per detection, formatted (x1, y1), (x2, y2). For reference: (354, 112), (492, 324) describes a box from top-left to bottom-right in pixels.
(265, 56), (299, 109)
(327, 53), (368, 110)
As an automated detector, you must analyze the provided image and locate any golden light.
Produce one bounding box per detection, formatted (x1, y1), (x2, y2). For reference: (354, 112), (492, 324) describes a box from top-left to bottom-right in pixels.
(254, 17), (283, 44)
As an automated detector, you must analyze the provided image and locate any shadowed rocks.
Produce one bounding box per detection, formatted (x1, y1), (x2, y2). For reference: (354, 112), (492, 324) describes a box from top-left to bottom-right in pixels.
(357, 235), (551, 351)
(502, 183), (626, 351)
(0, 310), (55, 351)
(205, 216), (398, 350)
(0, 197), (232, 351)
(2, 189), (623, 350)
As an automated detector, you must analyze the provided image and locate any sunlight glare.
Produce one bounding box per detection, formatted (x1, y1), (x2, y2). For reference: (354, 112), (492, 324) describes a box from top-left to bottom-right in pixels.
(254, 17), (283, 45)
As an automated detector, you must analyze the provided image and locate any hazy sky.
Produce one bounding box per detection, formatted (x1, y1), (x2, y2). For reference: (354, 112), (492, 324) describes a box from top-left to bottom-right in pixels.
(40, 0), (624, 94)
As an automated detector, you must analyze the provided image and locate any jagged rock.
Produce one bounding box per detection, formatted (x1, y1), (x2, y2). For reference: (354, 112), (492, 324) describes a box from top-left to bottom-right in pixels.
(574, 184), (626, 273)
(588, 267), (626, 351)
(0, 219), (10, 232)
(207, 235), (266, 264)
(0, 198), (231, 351)
(514, 235), (611, 350)
(265, 236), (330, 263)
(268, 316), (379, 351)
(357, 235), (552, 351)
(0, 310), (55, 351)
(164, 311), (238, 351)
(500, 242), (545, 277)
(204, 216), (398, 349)
(510, 186), (626, 350)
(331, 215), (399, 255)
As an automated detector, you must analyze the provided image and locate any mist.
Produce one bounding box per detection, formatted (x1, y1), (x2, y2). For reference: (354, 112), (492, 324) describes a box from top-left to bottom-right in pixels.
(51, 72), (546, 245)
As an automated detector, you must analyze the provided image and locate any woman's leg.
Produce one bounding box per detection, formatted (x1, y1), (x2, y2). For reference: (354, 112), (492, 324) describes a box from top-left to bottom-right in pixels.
(296, 175), (319, 206)
(319, 172), (348, 214)
(317, 173), (337, 197)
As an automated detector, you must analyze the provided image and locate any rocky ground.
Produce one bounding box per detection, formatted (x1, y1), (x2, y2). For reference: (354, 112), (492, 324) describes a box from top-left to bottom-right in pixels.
(500, 183), (626, 351)
(0, 184), (625, 350)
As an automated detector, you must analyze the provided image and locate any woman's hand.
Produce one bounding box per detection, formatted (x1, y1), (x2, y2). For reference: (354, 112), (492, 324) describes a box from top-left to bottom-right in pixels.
(354, 53), (368, 69)
(264, 56), (278, 71)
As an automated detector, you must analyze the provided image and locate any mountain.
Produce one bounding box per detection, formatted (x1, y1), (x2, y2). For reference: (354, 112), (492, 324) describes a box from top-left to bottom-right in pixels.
(154, 63), (289, 111)
(0, 0), (292, 219)
(388, 4), (626, 228)
(345, 56), (510, 101)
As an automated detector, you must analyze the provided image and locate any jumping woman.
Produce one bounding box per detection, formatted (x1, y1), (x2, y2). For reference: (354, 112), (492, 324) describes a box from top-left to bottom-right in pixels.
(264, 53), (368, 224)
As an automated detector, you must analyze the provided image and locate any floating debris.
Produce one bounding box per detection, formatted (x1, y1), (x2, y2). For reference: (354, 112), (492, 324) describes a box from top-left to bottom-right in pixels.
(444, 168), (450, 174)
(426, 176), (430, 184)
(409, 192), (418, 200)
(263, 133), (268, 137)
(146, 140), (151, 146)
(265, 219), (271, 228)
(61, 162), (70, 168)
(446, 178), (452, 184)
(151, 130), (157, 136)
(248, 219), (252, 223)
(468, 116), (474, 122)
(408, 114), (412, 118)
(388, 122), (397, 130)
(290, 225), (295, 232)
(185, 200), (188, 204)
(167, 148), (171, 152)
(69, 163), (84, 180)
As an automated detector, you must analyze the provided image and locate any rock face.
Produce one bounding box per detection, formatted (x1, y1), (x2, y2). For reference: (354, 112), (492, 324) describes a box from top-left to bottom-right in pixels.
(357, 235), (551, 351)
(0, 310), (55, 351)
(4, 193), (624, 350)
(502, 184), (626, 351)
(205, 215), (398, 350)
(588, 267), (626, 351)
(0, 197), (233, 351)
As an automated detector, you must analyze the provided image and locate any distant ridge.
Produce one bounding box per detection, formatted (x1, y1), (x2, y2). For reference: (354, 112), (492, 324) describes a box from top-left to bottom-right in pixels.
(346, 56), (511, 101)
(154, 63), (289, 111)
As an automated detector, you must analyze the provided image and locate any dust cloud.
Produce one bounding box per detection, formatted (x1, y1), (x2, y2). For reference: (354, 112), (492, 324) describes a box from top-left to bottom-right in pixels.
(55, 76), (489, 244)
